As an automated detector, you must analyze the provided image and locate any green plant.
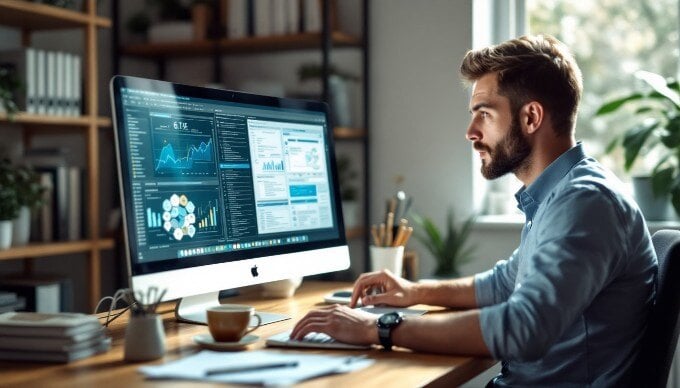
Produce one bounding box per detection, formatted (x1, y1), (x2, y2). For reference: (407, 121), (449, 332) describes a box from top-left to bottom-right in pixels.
(413, 209), (476, 277)
(336, 154), (358, 201)
(14, 165), (46, 210)
(0, 65), (21, 120)
(595, 70), (680, 214)
(0, 159), (19, 221)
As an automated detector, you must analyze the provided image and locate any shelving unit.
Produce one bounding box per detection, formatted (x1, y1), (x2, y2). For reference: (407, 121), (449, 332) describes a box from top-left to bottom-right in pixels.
(0, 0), (112, 310)
(112, 0), (371, 269)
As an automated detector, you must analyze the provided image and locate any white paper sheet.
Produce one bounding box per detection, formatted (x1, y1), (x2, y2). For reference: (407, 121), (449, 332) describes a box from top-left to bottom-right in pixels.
(139, 349), (374, 386)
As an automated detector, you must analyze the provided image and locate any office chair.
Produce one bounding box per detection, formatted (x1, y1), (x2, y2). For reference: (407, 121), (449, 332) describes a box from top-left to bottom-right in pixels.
(630, 229), (680, 388)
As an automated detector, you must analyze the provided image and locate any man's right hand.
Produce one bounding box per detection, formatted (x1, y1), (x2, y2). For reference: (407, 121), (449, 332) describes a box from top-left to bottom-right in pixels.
(349, 270), (420, 308)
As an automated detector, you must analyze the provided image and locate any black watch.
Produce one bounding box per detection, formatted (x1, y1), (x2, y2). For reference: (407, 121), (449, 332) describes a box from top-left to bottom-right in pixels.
(377, 311), (404, 351)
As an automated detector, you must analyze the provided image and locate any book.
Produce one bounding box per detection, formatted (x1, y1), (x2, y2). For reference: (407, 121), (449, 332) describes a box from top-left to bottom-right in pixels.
(0, 337), (111, 363)
(0, 327), (106, 351)
(0, 297), (26, 313)
(228, 0), (248, 39)
(0, 48), (37, 113)
(0, 278), (61, 313)
(0, 312), (102, 338)
(0, 291), (17, 305)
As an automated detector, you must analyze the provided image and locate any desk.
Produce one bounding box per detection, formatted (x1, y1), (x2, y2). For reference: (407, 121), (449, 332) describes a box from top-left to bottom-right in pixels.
(1, 281), (496, 387)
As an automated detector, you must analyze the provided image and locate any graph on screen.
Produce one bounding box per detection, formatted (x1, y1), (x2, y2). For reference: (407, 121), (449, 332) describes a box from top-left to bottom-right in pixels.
(144, 188), (223, 245)
(151, 114), (217, 177)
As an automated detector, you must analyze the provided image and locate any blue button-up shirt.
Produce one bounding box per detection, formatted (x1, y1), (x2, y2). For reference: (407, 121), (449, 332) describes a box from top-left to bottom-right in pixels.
(475, 144), (657, 387)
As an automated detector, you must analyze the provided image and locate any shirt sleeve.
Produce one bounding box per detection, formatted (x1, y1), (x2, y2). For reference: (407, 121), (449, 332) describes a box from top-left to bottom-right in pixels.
(478, 184), (629, 362)
(475, 248), (520, 307)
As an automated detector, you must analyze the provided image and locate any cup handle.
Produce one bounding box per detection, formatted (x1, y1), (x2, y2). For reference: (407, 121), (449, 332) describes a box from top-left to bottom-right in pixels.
(245, 313), (262, 335)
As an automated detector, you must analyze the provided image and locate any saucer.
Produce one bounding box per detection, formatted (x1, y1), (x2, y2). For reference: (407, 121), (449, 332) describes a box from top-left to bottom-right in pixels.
(193, 334), (259, 351)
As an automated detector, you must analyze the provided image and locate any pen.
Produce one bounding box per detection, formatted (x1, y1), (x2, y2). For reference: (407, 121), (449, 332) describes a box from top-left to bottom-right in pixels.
(205, 361), (299, 376)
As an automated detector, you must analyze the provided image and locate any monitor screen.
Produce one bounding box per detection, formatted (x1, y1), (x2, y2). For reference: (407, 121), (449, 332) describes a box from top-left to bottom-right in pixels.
(110, 76), (350, 323)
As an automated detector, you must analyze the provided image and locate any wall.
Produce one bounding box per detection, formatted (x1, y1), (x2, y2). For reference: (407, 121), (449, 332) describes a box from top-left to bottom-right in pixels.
(0, 1), (523, 312)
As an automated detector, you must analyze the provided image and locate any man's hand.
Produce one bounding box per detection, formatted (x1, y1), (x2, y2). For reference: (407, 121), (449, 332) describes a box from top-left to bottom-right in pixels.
(350, 269), (419, 308)
(290, 304), (378, 345)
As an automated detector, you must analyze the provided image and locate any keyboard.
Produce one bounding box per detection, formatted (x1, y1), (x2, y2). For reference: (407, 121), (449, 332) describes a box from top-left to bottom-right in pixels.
(266, 330), (372, 350)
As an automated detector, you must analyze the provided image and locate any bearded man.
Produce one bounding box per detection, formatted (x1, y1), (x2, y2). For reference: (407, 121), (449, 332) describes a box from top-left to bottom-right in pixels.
(291, 34), (657, 387)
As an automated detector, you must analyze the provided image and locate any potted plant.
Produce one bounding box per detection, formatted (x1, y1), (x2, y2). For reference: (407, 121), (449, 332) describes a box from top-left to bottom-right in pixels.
(413, 208), (476, 278)
(595, 70), (680, 219)
(336, 154), (359, 228)
(12, 164), (46, 246)
(0, 159), (19, 249)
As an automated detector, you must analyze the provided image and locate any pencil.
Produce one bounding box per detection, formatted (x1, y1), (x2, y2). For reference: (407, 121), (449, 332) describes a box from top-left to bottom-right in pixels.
(385, 212), (394, 246)
(378, 223), (386, 247)
(401, 227), (414, 246)
(205, 361), (299, 376)
(393, 225), (407, 247)
(371, 225), (380, 246)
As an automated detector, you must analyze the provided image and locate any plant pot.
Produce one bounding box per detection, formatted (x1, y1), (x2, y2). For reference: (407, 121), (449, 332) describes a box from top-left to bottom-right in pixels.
(11, 206), (30, 246)
(632, 176), (673, 221)
(0, 220), (12, 250)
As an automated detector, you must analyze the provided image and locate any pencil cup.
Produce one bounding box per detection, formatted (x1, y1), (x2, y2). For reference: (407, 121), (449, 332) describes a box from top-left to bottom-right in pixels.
(370, 245), (405, 277)
(124, 313), (165, 362)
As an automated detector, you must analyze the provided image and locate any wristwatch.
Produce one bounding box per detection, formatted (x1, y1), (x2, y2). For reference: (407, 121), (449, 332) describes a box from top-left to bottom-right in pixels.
(377, 311), (404, 351)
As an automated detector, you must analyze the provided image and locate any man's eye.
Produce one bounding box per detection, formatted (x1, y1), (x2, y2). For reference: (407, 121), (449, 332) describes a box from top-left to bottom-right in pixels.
(480, 111), (489, 119)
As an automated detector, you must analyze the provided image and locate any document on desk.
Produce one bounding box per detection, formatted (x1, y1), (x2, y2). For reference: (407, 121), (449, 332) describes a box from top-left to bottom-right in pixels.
(139, 349), (374, 385)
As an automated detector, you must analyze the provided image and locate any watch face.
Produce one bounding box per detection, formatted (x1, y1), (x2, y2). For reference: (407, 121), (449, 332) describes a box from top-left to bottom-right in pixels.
(379, 312), (403, 327)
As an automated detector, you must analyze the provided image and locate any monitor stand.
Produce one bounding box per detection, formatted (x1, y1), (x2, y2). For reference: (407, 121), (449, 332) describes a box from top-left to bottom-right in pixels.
(174, 291), (290, 326)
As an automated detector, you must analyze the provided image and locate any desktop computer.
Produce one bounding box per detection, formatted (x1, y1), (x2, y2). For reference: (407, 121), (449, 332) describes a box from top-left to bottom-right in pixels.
(110, 76), (350, 324)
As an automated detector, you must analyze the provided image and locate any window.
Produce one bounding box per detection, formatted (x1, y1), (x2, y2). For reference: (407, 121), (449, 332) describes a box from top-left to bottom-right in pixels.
(528, 0), (679, 176)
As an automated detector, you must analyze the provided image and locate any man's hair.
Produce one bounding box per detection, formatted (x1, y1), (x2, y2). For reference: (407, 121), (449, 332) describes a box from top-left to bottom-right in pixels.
(460, 34), (583, 137)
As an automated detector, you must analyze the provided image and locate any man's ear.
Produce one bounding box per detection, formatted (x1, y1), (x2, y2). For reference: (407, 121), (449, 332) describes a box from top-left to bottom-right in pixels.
(521, 101), (544, 134)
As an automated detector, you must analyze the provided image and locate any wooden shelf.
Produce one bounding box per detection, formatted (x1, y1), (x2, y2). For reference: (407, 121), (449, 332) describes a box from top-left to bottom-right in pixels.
(0, 112), (111, 127)
(334, 127), (366, 140)
(120, 31), (362, 58)
(0, 239), (115, 261)
(0, 0), (110, 30)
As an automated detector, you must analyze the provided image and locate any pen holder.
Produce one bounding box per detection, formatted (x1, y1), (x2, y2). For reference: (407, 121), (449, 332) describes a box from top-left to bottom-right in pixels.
(370, 245), (404, 276)
(124, 313), (165, 362)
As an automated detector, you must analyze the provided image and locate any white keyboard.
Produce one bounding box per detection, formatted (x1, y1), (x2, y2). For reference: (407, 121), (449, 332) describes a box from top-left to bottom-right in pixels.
(266, 330), (371, 350)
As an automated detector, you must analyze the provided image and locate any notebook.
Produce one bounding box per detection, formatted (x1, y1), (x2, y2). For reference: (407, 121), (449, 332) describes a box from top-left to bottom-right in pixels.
(265, 307), (427, 350)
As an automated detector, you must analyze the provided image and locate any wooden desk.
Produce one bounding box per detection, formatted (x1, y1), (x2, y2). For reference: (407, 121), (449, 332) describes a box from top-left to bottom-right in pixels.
(2, 281), (495, 387)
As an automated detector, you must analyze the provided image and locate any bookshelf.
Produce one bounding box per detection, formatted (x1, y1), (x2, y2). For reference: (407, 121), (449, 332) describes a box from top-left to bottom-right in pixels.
(0, 0), (112, 310)
(113, 0), (371, 270)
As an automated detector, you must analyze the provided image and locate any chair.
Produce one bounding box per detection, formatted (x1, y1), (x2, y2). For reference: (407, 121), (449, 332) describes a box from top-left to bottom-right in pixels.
(630, 229), (680, 388)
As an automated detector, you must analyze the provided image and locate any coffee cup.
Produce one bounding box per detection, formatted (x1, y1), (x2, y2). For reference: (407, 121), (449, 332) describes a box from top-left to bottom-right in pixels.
(206, 304), (262, 342)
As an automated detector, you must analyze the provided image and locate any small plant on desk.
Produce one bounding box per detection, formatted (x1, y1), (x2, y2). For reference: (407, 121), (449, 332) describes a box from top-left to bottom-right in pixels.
(413, 208), (477, 278)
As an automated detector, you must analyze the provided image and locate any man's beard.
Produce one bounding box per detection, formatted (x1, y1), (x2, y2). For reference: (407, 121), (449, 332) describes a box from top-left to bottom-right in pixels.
(474, 115), (532, 180)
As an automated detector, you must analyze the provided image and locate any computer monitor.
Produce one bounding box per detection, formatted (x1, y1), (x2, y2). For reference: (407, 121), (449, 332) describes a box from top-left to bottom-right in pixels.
(110, 75), (350, 325)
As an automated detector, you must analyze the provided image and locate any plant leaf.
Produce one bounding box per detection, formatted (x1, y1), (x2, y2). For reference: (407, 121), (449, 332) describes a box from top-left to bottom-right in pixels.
(652, 167), (675, 197)
(622, 120), (659, 171)
(595, 93), (643, 115)
(661, 115), (680, 148)
(635, 70), (680, 109)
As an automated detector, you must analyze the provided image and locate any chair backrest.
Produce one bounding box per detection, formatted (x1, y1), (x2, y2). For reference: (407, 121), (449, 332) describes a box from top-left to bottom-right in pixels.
(630, 229), (680, 388)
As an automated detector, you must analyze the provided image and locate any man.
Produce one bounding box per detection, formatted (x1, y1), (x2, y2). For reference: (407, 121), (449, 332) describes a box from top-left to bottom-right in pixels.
(291, 34), (657, 386)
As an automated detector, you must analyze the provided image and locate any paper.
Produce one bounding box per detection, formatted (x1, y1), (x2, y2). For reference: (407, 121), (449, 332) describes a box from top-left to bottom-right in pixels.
(139, 350), (373, 386)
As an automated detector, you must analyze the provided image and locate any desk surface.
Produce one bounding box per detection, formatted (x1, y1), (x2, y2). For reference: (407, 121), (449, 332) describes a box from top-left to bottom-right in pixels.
(1, 281), (495, 387)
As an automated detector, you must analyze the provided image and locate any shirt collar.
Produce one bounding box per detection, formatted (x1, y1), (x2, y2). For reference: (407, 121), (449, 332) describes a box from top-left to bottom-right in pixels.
(514, 143), (587, 220)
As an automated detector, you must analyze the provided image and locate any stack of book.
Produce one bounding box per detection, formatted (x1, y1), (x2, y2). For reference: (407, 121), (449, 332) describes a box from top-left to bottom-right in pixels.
(0, 291), (25, 313)
(0, 312), (110, 362)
